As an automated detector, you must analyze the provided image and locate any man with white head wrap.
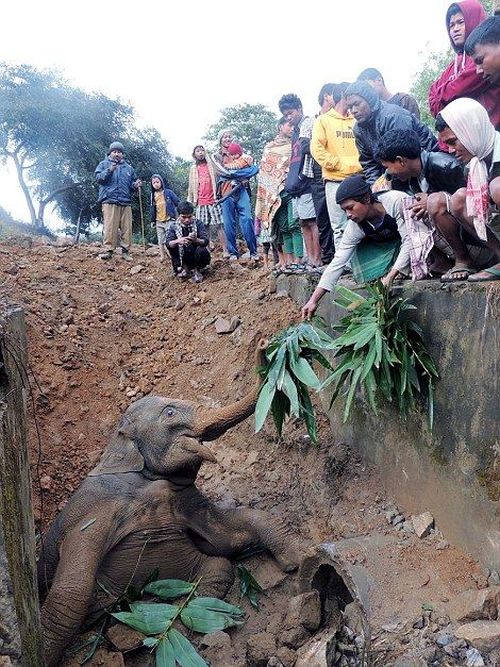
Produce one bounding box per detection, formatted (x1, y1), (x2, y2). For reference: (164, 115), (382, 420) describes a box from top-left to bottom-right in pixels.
(435, 97), (500, 281)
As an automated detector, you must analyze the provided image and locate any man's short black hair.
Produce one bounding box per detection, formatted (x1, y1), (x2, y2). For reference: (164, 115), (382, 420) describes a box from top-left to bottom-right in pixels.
(278, 93), (302, 113)
(435, 113), (449, 132)
(374, 129), (421, 162)
(178, 200), (194, 215)
(331, 82), (350, 104)
(358, 67), (384, 84)
(318, 83), (335, 106)
(465, 16), (500, 54)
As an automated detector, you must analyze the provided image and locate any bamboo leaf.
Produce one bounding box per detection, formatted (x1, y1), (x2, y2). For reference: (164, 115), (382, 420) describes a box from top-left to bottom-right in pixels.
(112, 602), (177, 635)
(255, 381), (276, 432)
(237, 564), (263, 610)
(144, 579), (195, 600)
(288, 355), (320, 389)
(281, 369), (300, 416)
(181, 598), (245, 634)
(167, 628), (208, 667)
(343, 366), (363, 422)
(155, 637), (176, 667)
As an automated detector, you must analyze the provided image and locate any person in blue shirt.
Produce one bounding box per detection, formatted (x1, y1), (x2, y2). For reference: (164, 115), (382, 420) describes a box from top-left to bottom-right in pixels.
(94, 141), (142, 260)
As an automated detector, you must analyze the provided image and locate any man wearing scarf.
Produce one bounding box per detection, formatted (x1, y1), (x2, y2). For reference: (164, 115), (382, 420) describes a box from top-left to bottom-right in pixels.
(429, 1), (500, 130)
(435, 97), (500, 282)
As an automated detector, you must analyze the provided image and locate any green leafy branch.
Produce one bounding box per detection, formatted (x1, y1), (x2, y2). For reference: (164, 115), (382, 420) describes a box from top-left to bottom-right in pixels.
(321, 282), (438, 426)
(255, 320), (335, 445)
(111, 578), (245, 666)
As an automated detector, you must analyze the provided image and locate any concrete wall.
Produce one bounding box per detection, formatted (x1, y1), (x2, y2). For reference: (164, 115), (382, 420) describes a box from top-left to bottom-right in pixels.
(280, 276), (500, 570)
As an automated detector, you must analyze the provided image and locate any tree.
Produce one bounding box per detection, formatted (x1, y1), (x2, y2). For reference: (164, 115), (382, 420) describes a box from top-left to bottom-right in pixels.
(0, 63), (134, 229)
(203, 103), (278, 163)
(0, 63), (183, 239)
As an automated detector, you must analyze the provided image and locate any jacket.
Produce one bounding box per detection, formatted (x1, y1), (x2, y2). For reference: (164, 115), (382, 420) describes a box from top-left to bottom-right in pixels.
(149, 175), (180, 222)
(95, 157), (137, 205)
(187, 160), (218, 206)
(390, 150), (466, 195)
(311, 109), (362, 181)
(428, 0), (500, 129)
(353, 101), (439, 184)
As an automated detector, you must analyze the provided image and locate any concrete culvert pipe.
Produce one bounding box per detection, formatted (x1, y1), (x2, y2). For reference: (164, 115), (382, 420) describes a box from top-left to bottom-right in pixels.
(295, 544), (371, 667)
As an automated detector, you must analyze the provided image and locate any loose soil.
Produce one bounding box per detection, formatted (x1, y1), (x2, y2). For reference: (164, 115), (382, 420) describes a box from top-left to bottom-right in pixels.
(0, 239), (490, 666)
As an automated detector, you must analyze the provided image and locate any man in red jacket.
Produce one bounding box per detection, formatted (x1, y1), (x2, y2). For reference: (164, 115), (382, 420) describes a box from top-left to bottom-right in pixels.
(429, 0), (500, 130)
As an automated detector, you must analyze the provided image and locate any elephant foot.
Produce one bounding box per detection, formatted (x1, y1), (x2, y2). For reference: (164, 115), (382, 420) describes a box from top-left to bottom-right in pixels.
(196, 555), (235, 598)
(274, 543), (303, 572)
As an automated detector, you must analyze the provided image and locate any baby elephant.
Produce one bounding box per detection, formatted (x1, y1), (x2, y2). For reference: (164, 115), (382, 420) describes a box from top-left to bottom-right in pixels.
(38, 342), (302, 666)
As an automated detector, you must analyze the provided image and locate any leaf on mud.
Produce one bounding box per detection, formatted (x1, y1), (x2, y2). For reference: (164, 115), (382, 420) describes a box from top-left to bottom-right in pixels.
(167, 627), (208, 666)
(180, 597), (245, 633)
(144, 579), (195, 600)
(112, 601), (177, 635)
(237, 564), (263, 610)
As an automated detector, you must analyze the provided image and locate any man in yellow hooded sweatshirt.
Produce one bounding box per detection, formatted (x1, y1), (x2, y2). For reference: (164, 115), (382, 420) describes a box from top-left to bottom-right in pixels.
(311, 82), (362, 252)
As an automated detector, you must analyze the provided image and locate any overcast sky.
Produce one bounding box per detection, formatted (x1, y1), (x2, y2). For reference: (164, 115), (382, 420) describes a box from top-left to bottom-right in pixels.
(1, 0), (455, 226)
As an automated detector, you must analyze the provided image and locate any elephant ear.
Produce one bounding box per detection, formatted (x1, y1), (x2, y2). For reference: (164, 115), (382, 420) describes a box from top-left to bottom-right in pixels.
(89, 419), (144, 476)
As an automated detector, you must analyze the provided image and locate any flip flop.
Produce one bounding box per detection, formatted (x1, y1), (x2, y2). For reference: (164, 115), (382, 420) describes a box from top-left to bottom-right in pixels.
(440, 265), (476, 283)
(467, 264), (500, 282)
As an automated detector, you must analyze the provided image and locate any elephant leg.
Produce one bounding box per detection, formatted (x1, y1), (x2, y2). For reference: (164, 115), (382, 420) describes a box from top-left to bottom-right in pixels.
(196, 554), (235, 598)
(189, 506), (302, 572)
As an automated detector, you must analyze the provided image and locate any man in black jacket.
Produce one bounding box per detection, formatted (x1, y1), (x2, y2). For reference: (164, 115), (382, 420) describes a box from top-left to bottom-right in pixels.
(375, 129), (465, 277)
(345, 82), (438, 185)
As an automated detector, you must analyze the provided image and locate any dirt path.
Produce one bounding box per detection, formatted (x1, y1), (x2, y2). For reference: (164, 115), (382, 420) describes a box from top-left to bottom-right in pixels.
(0, 239), (492, 666)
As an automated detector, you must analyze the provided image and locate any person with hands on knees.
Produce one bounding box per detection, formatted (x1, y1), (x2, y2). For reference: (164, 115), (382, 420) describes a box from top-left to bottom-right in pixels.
(94, 141), (142, 261)
(166, 201), (211, 283)
(375, 128), (466, 279)
(434, 97), (500, 282)
(301, 175), (410, 320)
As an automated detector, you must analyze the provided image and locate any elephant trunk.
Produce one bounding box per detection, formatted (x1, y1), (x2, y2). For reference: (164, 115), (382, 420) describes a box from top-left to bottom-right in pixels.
(193, 340), (267, 442)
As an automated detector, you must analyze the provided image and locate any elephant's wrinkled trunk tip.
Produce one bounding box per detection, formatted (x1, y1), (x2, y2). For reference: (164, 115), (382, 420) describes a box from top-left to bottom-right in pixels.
(194, 339), (268, 442)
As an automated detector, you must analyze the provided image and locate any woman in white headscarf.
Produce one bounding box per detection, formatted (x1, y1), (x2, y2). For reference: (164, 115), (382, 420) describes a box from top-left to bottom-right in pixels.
(436, 97), (500, 281)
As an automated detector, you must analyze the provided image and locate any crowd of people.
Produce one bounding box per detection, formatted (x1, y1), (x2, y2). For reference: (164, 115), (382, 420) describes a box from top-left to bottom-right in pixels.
(94, 2), (500, 303)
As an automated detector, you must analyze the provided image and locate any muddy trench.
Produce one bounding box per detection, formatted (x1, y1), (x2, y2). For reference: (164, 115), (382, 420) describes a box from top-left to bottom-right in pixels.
(0, 239), (498, 667)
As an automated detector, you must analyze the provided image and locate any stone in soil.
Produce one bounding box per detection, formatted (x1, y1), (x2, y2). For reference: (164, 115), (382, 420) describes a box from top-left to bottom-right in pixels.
(411, 512), (434, 538)
(246, 632), (278, 667)
(454, 620), (500, 652)
(445, 586), (500, 622)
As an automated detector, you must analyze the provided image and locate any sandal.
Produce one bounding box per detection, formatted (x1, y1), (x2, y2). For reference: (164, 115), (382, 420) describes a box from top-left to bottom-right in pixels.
(467, 264), (500, 282)
(440, 264), (476, 283)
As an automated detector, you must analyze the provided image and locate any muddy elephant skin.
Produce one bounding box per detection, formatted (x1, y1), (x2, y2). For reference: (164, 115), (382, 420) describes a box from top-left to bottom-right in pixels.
(38, 344), (302, 666)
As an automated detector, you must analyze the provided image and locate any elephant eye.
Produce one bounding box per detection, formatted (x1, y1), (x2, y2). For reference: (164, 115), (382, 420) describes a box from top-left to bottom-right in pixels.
(165, 408), (176, 418)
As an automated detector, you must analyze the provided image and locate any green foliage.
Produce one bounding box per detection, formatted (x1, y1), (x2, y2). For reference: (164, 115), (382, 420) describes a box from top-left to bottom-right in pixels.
(256, 322), (336, 445)
(0, 62), (183, 236)
(410, 49), (452, 128)
(321, 283), (438, 427)
(111, 578), (245, 667)
(203, 103), (278, 163)
(237, 565), (264, 610)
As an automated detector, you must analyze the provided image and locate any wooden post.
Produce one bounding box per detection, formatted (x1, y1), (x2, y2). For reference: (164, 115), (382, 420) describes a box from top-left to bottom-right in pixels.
(0, 307), (44, 666)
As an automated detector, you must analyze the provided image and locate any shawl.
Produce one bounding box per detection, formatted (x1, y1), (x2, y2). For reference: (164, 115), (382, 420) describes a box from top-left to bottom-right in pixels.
(254, 136), (292, 227)
(440, 97), (496, 241)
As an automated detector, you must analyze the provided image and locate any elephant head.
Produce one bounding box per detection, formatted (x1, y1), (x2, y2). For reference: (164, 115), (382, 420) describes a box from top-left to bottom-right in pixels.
(90, 340), (267, 483)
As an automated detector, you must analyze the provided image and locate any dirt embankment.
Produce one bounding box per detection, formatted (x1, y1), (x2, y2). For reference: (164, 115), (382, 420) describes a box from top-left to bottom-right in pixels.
(0, 239), (492, 667)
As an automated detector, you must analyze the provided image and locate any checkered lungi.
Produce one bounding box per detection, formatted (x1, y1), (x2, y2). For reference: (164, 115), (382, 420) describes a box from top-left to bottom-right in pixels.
(196, 203), (224, 227)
